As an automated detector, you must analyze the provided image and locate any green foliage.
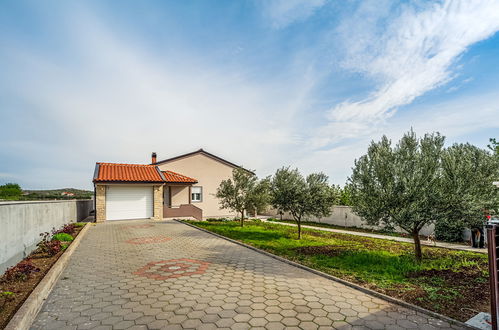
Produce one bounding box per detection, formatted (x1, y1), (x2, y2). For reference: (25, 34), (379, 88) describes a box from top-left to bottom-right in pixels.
(73, 222), (86, 227)
(270, 167), (337, 239)
(349, 130), (445, 261)
(434, 220), (464, 243)
(0, 291), (15, 311)
(21, 188), (92, 200)
(436, 143), (499, 241)
(338, 185), (353, 206)
(0, 183), (22, 200)
(186, 220), (487, 288)
(489, 138), (499, 156)
(349, 130), (499, 256)
(216, 168), (270, 227)
(52, 233), (74, 242)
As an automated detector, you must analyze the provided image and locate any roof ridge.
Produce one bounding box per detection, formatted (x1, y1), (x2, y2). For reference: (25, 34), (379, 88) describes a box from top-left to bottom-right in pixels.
(96, 162), (156, 167)
(153, 149), (254, 174)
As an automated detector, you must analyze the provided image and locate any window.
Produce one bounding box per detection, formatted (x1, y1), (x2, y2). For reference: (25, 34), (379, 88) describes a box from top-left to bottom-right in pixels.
(191, 186), (202, 202)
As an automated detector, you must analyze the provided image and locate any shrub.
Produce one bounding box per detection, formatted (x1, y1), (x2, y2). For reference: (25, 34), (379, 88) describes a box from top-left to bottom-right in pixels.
(206, 218), (230, 222)
(73, 222), (86, 227)
(0, 291), (15, 311)
(435, 220), (465, 243)
(52, 233), (73, 242)
(37, 232), (63, 256)
(53, 224), (76, 235)
(3, 260), (40, 282)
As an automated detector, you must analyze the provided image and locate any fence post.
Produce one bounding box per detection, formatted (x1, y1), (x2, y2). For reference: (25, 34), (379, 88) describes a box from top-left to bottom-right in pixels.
(488, 224), (499, 329)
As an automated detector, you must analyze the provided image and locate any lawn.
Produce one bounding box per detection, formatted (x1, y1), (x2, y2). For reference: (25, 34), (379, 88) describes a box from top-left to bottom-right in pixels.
(265, 217), (409, 238)
(185, 219), (489, 322)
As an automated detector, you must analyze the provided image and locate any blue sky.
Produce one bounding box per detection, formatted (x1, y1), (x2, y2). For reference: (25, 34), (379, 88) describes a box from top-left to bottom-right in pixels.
(1, 0), (499, 190)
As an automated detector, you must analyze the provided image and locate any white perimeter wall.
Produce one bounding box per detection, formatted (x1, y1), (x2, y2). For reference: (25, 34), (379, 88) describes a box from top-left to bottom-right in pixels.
(0, 200), (93, 274)
(262, 206), (436, 237)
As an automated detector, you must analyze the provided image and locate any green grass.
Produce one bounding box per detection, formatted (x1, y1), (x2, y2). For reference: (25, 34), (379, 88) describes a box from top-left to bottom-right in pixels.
(185, 219), (488, 320)
(52, 233), (74, 242)
(265, 217), (408, 238)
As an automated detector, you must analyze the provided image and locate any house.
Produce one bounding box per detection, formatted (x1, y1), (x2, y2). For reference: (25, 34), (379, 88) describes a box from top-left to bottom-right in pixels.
(92, 149), (252, 222)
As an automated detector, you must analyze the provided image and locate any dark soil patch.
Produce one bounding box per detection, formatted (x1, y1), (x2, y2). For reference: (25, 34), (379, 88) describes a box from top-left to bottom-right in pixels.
(391, 267), (489, 322)
(0, 226), (83, 329)
(295, 244), (488, 322)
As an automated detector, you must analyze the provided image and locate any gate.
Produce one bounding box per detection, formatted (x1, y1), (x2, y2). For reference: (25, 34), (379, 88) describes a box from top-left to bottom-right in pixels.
(488, 224), (499, 329)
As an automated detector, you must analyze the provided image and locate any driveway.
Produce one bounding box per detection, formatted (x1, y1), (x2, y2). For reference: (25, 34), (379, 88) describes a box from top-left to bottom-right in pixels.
(31, 220), (465, 329)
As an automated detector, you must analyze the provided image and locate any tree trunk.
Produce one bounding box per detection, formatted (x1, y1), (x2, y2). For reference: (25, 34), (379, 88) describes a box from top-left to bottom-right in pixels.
(240, 211), (244, 227)
(412, 230), (422, 262)
(297, 217), (301, 239)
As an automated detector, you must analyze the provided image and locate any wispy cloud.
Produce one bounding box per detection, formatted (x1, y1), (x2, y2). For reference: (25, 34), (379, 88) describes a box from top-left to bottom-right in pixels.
(259, 0), (326, 28)
(0, 7), (318, 188)
(314, 0), (499, 147)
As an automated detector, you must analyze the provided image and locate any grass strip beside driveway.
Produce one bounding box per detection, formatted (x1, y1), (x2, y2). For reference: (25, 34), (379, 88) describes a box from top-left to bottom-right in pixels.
(185, 220), (489, 322)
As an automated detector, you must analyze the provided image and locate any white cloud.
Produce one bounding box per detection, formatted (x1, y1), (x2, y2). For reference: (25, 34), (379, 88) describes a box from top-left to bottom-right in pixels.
(315, 0), (499, 146)
(259, 0), (326, 28)
(301, 90), (499, 185)
(0, 8), (319, 189)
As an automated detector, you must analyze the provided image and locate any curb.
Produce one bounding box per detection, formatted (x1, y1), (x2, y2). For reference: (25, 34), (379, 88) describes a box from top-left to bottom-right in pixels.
(179, 220), (476, 330)
(5, 223), (92, 330)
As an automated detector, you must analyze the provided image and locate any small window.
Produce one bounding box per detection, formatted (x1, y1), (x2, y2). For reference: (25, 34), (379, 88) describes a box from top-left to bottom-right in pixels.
(191, 186), (202, 202)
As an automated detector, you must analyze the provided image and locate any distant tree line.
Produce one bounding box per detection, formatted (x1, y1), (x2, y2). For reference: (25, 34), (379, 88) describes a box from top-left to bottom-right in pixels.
(0, 183), (92, 201)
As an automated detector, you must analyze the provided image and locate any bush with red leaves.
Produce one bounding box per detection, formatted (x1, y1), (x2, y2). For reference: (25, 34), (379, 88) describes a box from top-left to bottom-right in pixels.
(37, 232), (63, 256)
(2, 260), (40, 282)
(53, 224), (76, 236)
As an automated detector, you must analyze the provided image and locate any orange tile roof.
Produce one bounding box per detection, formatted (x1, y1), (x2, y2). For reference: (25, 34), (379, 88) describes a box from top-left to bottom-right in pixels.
(162, 170), (198, 183)
(94, 163), (164, 183)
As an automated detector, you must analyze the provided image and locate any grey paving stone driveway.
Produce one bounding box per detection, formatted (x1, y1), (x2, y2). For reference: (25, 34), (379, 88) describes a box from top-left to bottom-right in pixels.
(31, 220), (466, 330)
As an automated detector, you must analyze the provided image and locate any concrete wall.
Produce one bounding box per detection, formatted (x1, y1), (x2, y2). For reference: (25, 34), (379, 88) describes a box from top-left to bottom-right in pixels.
(157, 153), (238, 218)
(0, 200), (93, 274)
(262, 206), (435, 237)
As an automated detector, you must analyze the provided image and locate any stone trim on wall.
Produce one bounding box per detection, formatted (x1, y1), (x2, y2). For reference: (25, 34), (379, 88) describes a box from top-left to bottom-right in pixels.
(95, 185), (106, 222)
(153, 185), (164, 220)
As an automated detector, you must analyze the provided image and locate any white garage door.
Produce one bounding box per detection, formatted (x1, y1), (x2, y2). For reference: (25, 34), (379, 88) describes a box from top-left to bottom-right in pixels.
(106, 186), (153, 221)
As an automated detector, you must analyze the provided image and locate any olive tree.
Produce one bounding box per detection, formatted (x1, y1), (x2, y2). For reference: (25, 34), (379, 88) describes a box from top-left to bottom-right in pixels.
(489, 138), (499, 156)
(437, 143), (499, 241)
(216, 168), (269, 227)
(270, 167), (337, 239)
(348, 130), (444, 261)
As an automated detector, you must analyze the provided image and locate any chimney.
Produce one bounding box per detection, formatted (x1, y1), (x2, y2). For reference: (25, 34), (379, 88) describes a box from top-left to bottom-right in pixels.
(151, 152), (157, 164)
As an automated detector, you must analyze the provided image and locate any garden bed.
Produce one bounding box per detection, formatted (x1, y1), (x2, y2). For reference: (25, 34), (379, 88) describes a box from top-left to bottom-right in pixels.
(0, 222), (86, 329)
(185, 220), (489, 322)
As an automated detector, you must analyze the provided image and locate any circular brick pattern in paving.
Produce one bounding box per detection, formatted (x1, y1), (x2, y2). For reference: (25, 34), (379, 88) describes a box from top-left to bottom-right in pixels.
(133, 258), (210, 280)
(125, 236), (172, 245)
(124, 224), (154, 229)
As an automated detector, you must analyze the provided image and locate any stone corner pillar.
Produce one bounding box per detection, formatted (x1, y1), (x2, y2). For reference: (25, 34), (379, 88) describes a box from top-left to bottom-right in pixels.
(95, 185), (106, 222)
(153, 185), (164, 221)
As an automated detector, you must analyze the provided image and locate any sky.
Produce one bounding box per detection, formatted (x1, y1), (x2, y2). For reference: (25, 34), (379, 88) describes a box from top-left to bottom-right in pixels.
(1, 0), (499, 190)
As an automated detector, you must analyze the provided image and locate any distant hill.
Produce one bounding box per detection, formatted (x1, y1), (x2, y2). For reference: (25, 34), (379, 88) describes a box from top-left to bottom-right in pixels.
(21, 188), (93, 200)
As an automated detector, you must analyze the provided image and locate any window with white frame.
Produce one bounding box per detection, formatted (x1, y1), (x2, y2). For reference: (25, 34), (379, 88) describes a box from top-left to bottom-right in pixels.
(191, 186), (202, 202)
